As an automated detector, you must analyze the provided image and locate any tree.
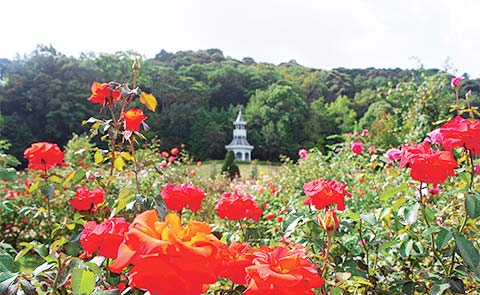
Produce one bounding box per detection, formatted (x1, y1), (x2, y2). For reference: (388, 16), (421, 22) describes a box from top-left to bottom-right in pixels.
(246, 83), (308, 160)
(325, 95), (357, 134)
(221, 150), (240, 179)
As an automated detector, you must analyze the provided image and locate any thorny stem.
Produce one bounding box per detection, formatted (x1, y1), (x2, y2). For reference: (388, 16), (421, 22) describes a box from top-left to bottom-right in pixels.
(468, 149), (475, 190)
(51, 254), (64, 295)
(418, 183), (448, 273)
(105, 104), (120, 197)
(448, 148), (475, 275)
(455, 89), (460, 115)
(238, 220), (247, 242)
(357, 220), (370, 276)
(130, 137), (141, 196)
(42, 162), (53, 239)
(319, 234), (332, 278)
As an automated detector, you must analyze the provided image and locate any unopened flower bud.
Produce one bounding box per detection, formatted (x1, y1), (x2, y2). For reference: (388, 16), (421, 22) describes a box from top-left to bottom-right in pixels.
(132, 57), (141, 72)
(318, 208), (339, 233)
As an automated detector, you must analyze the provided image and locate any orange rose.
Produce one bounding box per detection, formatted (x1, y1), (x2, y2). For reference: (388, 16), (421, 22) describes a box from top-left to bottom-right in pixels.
(87, 82), (121, 105)
(122, 108), (147, 132)
(244, 246), (324, 295)
(110, 211), (222, 295)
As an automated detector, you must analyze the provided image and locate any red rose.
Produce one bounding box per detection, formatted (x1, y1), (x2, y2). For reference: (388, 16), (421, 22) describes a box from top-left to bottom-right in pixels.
(170, 147), (180, 155)
(24, 142), (65, 171)
(436, 116), (480, 154)
(215, 191), (263, 222)
(244, 246), (324, 295)
(110, 211), (222, 295)
(160, 183), (206, 212)
(122, 108), (147, 132)
(400, 141), (457, 184)
(161, 151), (169, 158)
(303, 178), (352, 211)
(219, 242), (255, 285)
(265, 213), (275, 220)
(70, 187), (104, 212)
(87, 82), (121, 105)
(80, 218), (129, 258)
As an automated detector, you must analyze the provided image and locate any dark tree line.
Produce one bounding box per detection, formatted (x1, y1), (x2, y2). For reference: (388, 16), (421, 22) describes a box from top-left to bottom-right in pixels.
(1, 46), (479, 163)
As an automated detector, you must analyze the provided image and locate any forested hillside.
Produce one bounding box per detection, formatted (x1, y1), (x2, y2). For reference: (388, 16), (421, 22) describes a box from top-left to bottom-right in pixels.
(1, 45), (479, 163)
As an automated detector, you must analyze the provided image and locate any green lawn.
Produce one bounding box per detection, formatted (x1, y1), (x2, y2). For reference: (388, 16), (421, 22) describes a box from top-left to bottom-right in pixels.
(194, 160), (282, 179)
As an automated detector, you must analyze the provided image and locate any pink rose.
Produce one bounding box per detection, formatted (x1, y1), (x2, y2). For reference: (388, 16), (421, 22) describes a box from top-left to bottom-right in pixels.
(451, 77), (461, 89)
(351, 142), (364, 155)
(362, 129), (369, 137)
(298, 149), (308, 159)
(385, 148), (402, 161)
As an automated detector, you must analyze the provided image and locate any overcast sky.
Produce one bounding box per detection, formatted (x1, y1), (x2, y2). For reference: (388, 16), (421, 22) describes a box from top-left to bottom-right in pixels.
(2, 0), (479, 77)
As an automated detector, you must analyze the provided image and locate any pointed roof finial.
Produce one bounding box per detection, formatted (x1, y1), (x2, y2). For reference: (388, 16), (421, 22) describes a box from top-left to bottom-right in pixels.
(235, 109), (245, 123)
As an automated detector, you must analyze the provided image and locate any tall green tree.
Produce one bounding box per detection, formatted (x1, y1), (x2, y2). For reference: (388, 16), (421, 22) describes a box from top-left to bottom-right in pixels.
(246, 83), (308, 160)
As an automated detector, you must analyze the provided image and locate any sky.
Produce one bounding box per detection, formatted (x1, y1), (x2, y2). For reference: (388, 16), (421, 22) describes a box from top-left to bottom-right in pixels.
(1, 0), (479, 77)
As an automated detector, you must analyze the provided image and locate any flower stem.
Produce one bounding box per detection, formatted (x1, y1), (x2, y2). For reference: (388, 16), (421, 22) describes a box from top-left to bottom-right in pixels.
(455, 89), (460, 115)
(130, 137), (141, 196)
(319, 234), (332, 278)
(238, 220), (247, 242)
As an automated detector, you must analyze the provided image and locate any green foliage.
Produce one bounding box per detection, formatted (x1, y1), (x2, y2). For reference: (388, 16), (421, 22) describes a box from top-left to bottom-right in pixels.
(246, 83), (308, 159)
(221, 150), (240, 179)
(2, 46), (479, 163)
(64, 133), (95, 166)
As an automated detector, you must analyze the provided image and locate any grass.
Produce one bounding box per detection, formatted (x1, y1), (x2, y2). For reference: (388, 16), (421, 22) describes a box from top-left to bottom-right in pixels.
(194, 160), (282, 179)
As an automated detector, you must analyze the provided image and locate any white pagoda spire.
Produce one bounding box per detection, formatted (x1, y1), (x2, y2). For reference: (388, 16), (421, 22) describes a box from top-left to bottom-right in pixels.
(225, 110), (254, 161)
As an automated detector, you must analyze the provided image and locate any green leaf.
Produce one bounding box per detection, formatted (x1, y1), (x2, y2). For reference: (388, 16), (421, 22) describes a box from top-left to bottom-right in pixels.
(454, 231), (480, 269)
(447, 277), (465, 294)
(114, 157), (125, 171)
(402, 281), (415, 295)
(436, 229), (453, 250)
(15, 242), (34, 262)
(330, 287), (343, 295)
(110, 188), (134, 217)
(94, 150), (104, 164)
(71, 268), (95, 295)
(405, 203), (420, 225)
(0, 167), (16, 181)
(400, 240), (414, 258)
(3, 154), (20, 167)
(466, 193), (480, 219)
(378, 240), (400, 252)
(380, 183), (408, 201)
(284, 217), (301, 238)
(360, 213), (376, 225)
(33, 262), (55, 276)
(57, 258), (80, 288)
(18, 278), (36, 295)
(0, 253), (15, 272)
(429, 282), (450, 295)
(28, 180), (41, 192)
(0, 273), (18, 294)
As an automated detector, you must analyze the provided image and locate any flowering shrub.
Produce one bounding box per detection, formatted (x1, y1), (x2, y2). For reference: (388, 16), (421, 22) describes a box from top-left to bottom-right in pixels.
(1, 58), (480, 295)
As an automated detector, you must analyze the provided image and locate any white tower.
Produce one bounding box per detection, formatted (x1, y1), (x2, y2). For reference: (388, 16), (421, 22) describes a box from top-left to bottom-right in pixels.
(225, 110), (254, 161)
